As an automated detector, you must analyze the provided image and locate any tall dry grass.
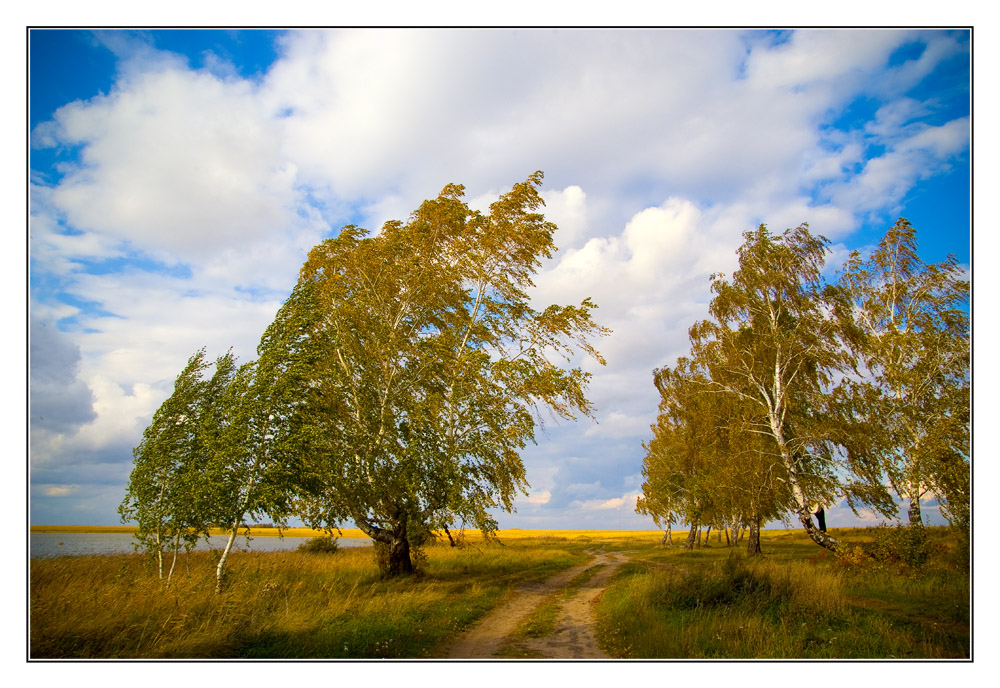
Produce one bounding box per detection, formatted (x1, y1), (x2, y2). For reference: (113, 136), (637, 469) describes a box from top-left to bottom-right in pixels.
(30, 539), (587, 659)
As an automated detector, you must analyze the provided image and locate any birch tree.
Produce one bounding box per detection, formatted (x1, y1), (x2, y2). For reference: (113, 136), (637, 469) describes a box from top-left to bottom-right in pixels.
(265, 172), (608, 575)
(202, 356), (301, 592)
(638, 357), (792, 555)
(839, 219), (970, 529)
(688, 224), (891, 551)
(119, 349), (212, 582)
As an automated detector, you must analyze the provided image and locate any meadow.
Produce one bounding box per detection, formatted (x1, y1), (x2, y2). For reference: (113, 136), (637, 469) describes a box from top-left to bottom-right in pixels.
(595, 527), (970, 659)
(28, 527), (969, 659)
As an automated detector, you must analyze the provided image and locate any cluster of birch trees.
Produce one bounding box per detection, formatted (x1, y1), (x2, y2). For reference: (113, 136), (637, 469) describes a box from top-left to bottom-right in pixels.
(119, 173), (607, 586)
(636, 219), (969, 555)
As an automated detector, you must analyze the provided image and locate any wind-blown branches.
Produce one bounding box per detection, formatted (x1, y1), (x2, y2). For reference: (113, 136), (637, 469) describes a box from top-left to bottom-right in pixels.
(837, 218), (969, 529)
(638, 220), (964, 556)
(260, 172), (608, 575)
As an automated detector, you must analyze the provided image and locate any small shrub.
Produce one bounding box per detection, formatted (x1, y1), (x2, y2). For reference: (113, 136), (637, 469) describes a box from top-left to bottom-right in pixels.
(868, 524), (930, 568)
(835, 524), (931, 572)
(833, 544), (872, 571)
(297, 536), (340, 554)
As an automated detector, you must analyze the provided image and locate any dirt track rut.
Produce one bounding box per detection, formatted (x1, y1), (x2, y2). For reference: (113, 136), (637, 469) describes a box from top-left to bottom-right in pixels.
(445, 550), (629, 659)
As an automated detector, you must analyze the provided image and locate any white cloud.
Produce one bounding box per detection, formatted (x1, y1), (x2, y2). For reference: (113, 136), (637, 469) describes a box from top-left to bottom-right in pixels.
(571, 492), (641, 512)
(831, 117), (969, 213)
(540, 186), (588, 248)
(525, 490), (551, 505)
(38, 65), (317, 264)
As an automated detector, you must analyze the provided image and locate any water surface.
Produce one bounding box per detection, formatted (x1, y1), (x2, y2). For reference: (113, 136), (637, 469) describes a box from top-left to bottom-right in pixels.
(30, 532), (371, 559)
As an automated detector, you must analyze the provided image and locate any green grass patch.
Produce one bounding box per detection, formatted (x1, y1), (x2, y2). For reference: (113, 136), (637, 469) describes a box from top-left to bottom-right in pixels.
(595, 527), (969, 659)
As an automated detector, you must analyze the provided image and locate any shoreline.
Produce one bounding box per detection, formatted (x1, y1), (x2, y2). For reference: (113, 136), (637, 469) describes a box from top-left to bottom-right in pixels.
(29, 525), (369, 539)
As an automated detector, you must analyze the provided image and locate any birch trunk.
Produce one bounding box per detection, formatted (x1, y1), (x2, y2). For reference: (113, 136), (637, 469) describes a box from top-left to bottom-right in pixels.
(771, 416), (840, 551)
(684, 525), (698, 550)
(215, 519), (240, 594)
(353, 511), (415, 576)
(746, 516), (761, 556)
(155, 529), (164, 579)
(908, 482), (924, 527)
(166, 531), (180, 586)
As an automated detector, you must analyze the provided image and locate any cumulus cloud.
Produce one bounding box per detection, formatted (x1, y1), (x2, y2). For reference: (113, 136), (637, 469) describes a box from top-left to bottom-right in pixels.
(38, 68), (302, 262)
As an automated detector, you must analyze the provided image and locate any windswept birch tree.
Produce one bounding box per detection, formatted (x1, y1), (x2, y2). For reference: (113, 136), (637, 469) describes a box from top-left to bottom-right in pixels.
(839, 219), (970, 530)
(264, 172), (608, 576)
(119, 349), (213, 582)
(202, 356), (302, 592)
(687, 224), (891, 551)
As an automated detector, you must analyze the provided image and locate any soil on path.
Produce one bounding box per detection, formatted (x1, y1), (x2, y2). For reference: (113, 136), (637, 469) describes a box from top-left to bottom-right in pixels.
(444, 550), (629, 659)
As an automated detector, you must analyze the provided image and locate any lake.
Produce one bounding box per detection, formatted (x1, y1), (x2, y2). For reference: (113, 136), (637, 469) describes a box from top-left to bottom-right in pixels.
(29, 532), (372, 559)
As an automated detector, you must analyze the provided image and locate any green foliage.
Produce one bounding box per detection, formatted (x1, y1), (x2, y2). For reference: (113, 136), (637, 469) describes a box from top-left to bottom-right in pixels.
(297, 536), (341, 554)
(121, 346), (302, 589)
(834, 524), (932, 571)
(119, 349), (216, 572)
(261, 172), (607, 575)
(838, 218), (970, 531)
(638, 219), (968, 559)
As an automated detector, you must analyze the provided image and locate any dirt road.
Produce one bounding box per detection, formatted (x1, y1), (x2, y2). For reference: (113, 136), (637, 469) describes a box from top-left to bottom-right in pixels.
(444, 550), (629, 659)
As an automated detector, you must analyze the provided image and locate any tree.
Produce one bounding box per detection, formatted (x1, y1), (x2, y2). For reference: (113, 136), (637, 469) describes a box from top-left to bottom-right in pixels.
(839, 219), (970, 529)
(639, 360), (719, 551)
(119, 349), (213, 582)
(201, 356), (302, 592)
(638, 357), (792, 556)
(263, 172), (608, 575)
(687, 224), (892, 551)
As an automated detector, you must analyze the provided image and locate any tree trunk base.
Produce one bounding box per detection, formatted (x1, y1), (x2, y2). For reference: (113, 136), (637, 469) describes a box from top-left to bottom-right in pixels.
(377, 538), (414, 577)
(746, 521), (761, 556)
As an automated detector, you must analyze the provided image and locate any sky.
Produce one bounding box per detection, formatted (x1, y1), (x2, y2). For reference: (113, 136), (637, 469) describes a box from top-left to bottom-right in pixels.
(27, 28), (971, 531)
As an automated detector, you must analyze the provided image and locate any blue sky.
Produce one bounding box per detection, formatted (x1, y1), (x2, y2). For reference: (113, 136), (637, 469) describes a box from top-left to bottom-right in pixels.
(28, 28), (970, 530)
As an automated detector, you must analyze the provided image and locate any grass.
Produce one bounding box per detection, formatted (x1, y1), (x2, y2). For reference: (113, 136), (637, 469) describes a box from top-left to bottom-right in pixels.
(29, 536), (589, 659)
(29, 526), (970, 659)
(594, 527), (970, 659)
